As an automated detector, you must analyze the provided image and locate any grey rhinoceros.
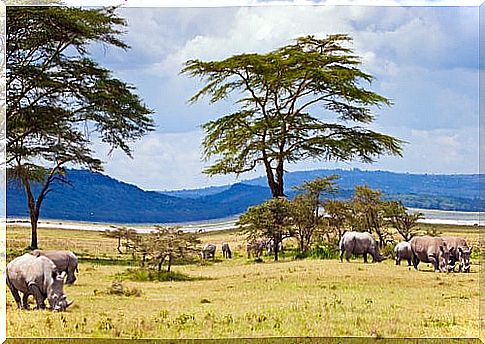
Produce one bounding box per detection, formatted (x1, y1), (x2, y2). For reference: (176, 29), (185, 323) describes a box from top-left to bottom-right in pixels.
(441, 236), (471, 272)
(339, 231), (384, 263)
(30, 250), (79, 284)
(394, 241), (412, 266)
(6, 253), (74, 311)
(201, 243), (216, 259)
(410, 236), (452, 272)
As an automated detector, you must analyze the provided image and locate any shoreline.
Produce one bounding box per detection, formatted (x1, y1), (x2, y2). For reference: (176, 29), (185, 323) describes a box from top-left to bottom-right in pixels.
(5, 210), (482, 233)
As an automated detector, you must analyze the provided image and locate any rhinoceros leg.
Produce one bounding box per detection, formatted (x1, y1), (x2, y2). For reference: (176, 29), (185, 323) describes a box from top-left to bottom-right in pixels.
(395, 255), (400, 265)
(28, 284), (46, 310)
(428, 256), (439, 272)
(363, 253), (368, 264)
(412, 255), (420, 270)
(66, 269), (76, 285)
(21, 293), (31, 310)
(407, 258), (412, 266)
(6, 282), (22, 309)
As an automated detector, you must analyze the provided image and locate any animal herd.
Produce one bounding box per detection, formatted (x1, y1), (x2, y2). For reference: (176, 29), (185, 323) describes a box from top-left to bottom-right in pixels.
(340, 231), (472, 273)
(7, 232), (473, 312)
(6, 250), (78, 311)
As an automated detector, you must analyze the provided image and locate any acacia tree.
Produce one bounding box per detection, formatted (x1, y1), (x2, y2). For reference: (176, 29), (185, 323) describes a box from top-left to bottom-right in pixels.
(323, 199), (352, 244)
(238, 197), (293, 261)
(145, 226), (201, 273)
(7, 7), (154, 248)
(383, 201), (423, 241)
(182, 35), (402, 198)
(291, 175), (339, 254)
(350, 185), (392, 247)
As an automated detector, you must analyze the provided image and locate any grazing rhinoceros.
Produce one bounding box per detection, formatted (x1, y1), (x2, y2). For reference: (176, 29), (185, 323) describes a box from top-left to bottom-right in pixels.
(441, 236), (471, 272)
(410, 236), (452, 272)
(6, 253), (74, 311)
(246, 239), (266, 259)
(30, 250), (79, 284)
(339, 231), (384, 263)
(201, 244), (216, 259)
(221, 243), (232, 259)
(394, 241), (412, 266)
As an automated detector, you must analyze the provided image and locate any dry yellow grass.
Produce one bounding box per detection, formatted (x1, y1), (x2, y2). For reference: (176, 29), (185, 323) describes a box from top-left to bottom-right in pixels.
(5, 224), (481, 339)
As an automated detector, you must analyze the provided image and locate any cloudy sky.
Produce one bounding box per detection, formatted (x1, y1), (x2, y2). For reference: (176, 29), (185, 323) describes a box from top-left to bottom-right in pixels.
(67, 1), (479, 191)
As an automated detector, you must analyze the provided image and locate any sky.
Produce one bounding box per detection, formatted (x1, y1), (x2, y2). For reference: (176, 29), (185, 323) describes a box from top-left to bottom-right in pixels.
(64, 1), (480, 191)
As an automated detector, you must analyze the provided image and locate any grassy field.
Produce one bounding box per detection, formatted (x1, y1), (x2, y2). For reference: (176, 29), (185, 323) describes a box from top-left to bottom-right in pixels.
(5, 223), (481, 339)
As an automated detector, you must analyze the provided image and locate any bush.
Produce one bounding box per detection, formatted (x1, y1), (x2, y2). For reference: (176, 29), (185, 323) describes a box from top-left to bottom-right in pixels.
(309, 245), (340, 260)
(106, 281), (142, 297)
(380, 242), (397, 259)
(115, 268), (207, 282)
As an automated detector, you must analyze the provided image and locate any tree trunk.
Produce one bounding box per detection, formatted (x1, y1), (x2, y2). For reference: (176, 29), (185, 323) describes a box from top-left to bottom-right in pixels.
(22, 175), (39, 249)
(30, 214), (38, 250)
(167, 255), (172, 272)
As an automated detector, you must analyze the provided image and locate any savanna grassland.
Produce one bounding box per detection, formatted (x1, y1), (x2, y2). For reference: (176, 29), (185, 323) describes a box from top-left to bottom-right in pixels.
(5, 223), (481, 340)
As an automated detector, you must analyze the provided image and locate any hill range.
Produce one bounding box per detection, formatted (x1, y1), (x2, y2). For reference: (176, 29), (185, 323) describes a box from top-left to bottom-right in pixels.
(7, 169), (482, 224)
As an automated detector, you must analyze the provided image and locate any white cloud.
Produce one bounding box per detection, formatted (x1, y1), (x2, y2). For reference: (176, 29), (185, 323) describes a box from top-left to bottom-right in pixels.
(83, 5), (479, 188)
(95, 131), (265, 190)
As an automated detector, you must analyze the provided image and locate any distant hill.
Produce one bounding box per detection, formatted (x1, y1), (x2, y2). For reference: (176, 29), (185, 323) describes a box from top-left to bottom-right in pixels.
(7, 168), (483, 224)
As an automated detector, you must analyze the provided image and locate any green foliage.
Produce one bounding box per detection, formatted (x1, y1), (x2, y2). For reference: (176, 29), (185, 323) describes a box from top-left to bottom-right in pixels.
(323, 199), (352, 242)
(350, 185), (393, 247)
(115, 268), (204, 282)
(238, 197), (292, 260)
(307, 245), (340, 260)
(383, 200), (423, 241)
(7, 6), (154, 248)
(424, 226), (443, 237)
(291, 175), (339, 254)
(182, 35), (403, 198)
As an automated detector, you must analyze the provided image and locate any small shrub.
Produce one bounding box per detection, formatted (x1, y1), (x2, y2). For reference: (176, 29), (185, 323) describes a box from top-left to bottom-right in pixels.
(115, 268), (205, 282)
(309, 245), (339, 260)
(380, 242), (397, 259)
(106, 281), (142, 297)
(424, 226), (442, 237)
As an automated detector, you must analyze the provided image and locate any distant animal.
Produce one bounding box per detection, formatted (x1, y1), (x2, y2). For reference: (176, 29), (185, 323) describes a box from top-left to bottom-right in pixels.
(339, 231), (384, 263)
(394, 242), (412, 266)
(441, 236), (471, 272)
(222, 243), (232, 259)
(30, 250), (79, 284)
(6, 253), (73, 311)
(266, 238), (283, 255)
(247, 239), (266, 258)
(410, 236), (452, 272)
(201, 243), (216, 259)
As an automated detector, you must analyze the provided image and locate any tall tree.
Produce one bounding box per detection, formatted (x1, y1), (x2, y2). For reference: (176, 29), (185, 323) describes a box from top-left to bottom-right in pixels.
(182, 35), (402, 198)
(238, 197), (292, 261)
(7, 7), (154, 248)
(291, 175), (339, 254)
